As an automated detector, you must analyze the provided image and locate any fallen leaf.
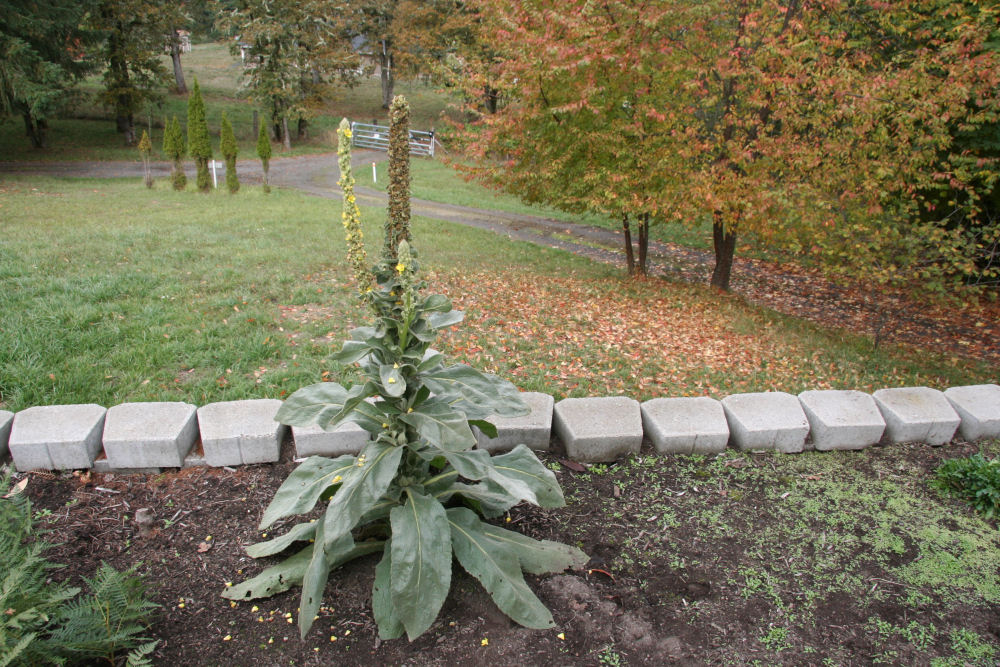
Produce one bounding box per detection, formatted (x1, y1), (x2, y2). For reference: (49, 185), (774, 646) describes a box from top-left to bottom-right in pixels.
(3, 478), (28, 498)
(558, 458), (587, 472)
(197, 541), (213, 553)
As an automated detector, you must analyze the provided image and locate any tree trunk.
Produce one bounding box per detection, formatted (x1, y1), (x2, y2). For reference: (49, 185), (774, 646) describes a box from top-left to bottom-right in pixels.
(380, 42), (394, 109)
(281, 116), (291, 150)
(622, 214), (635, 275)
(170, 40), (188, 94)
(297, 117), (307, 140)
(710, 213), (737, 290)
(637, 213), (649, 276)
(22, 113), (47, 148)
(484, 86), (499, 114)
(117, 113), (136, 145)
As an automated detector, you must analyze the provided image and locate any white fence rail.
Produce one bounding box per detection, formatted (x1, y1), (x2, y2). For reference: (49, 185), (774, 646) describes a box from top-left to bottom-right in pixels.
(350, 122), (435, 157)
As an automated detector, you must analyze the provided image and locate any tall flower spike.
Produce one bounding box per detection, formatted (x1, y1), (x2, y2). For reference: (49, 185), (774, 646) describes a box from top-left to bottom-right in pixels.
(337, 118), (372, 295)
(384, 95), (412, 262)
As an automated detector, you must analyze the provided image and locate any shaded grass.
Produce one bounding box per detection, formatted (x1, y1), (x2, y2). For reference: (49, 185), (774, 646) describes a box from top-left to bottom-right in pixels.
(0, 176), (994, 412)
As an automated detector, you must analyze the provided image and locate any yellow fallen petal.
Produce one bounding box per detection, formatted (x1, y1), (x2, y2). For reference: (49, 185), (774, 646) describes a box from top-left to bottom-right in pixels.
(557, 632), (565, 640)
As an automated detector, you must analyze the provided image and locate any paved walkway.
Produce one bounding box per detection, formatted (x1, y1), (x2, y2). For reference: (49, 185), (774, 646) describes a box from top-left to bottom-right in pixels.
(1, 153), (997, 363)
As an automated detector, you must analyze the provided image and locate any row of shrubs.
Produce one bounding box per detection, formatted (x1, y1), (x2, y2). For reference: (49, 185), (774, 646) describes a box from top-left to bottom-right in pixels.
(137, 78), (274, 195)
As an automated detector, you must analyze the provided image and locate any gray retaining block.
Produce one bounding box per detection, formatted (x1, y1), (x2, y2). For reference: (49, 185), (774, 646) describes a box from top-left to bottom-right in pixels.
(944, 384), (1000, 441)
(197, 399), (286, 466)
(293, 421), (370, 458)
(721, 392), (809, 453)
(640, 397), (729, 454)
(798, 390), (885, 451)
(553, 397), (642, 463)
(872, 387), (960, 446)
(8, 404), (107, 471)
(0, 410), (12, 457)
(476, 392), (553, 453)
(103, 402), (198, 469)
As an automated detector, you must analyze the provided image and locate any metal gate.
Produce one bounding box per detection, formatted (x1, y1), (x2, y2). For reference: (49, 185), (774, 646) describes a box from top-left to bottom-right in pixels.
(350, 122), (435, 157)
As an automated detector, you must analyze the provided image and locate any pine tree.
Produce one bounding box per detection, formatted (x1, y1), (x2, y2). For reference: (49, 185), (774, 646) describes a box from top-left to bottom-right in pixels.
(220, 112), (239, 194)
(256, 121), (272, 194)
(187, 78), (212, 192)
(137, 130), (153, 188)
(163, 116), (186, 191)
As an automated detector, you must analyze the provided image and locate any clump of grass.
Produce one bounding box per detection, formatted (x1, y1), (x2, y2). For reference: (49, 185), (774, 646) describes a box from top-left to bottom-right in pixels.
(932, 453), (1000, 519)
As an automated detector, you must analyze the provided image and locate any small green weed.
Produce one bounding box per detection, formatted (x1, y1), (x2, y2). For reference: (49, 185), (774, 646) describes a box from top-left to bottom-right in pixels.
(760, 626), (791, 652)
(932, 453), (1000, 518)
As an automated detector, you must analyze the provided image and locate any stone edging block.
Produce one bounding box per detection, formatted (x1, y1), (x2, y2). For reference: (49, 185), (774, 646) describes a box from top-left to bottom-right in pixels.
(944, 384), (1000, 441)
(102, 402), (199, 469)
(640, 397), (729, 454)
(476, 392), (553, 453)
(873, 387), (960, 446)
(293, 421), (370, 458)
(798, 390), (885, 451)
(9, 404), (106, 471)
(721, 392), (809, 453)
(197, 399), (286, 466)
(553, 397), (642, 463)
(0, 410), (13, 457)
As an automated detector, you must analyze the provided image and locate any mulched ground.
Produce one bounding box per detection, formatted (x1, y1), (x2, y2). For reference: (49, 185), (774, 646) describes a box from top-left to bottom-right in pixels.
(17, 436), (999, 666)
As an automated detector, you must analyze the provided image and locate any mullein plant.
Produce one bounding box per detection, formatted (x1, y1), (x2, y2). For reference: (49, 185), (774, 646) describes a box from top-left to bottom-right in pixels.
(224, 103), (587, 642)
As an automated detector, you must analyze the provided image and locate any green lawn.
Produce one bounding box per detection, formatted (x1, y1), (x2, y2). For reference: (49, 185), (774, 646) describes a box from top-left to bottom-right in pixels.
(0, 175), (992, 412)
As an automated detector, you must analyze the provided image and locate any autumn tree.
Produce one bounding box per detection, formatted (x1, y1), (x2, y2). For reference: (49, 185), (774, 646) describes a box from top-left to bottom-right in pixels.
(0, 0), (96, 148)
(256, 120), (272, 193)
(187, 78), (212, 191)
(461, 0), (1000, 295)
(219, 111), (239, 193)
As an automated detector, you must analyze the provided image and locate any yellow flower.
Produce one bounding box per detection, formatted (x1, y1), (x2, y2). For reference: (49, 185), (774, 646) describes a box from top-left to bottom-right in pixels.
(343, 129), (352, 139)
(396, 262), (406, 273)
(387, 377), (396, 384)
(331, 475), (342, 484)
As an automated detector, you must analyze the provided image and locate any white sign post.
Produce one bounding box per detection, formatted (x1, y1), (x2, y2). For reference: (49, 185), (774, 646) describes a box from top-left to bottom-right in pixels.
(210, 159), (218, 188)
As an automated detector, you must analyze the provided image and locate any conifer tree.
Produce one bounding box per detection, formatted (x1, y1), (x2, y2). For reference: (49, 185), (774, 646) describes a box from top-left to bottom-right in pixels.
(256, 122), (272, 193)
(138, 130), (153, 188)
(187, 78), (212, 192)
(163, 116), (186, 191)
(220, 112), (239, 194)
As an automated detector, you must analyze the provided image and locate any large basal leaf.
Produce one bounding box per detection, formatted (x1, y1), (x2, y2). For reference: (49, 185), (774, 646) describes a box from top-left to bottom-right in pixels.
(399, 397), (476, 452)
(322, 441), (404, 549)
(330, 340), (371, 364)
(372, 542), (404, 640)
(442, 448), (540, 507)
(447, 508), (554, 630)
(299, 518), (336, 638)
(421, 294), (452, 312)
(223, 540), (385, 603)
(390, 490), (452, 641)
(481, 524), (589, 575)
(258, 455), (355, 530)
(422, 365), (529, 420)
(247, 520), (317, 558)
(492, 445), (566, 508)
(222, 544), (314, 601)
(275, 382), (348, 427)
(445, 481), (519, 518)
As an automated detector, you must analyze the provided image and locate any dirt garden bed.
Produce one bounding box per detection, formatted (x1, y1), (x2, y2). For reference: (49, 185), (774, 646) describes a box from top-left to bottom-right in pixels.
(18, 436), (1000, 666)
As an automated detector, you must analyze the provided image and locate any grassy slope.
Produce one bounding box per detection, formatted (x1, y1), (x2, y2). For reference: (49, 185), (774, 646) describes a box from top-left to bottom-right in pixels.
(0, 176), (992, 412)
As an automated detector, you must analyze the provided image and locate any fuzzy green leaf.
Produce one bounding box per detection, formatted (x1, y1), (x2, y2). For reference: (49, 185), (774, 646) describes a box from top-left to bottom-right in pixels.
(400, 397), (476, 451)
(491, 445), (566, 508)
(447, 508), (554, 629)
(390, 490), (452, 641)
(222, 545), (313, 600)
(247, 521), (317, 558)
(331, 340), (372, 364)
(422, 365), (529, 420)
(321, 442), (403, 549)
(258, 455), (355, 530)
(426, 310), (464, 330)
(421, 294), (452, 312)
(299, 518), (335, 638)
(275, 382), (349, 427)
(380, 364), (406, 397)
(481, 524), (589, 574)
(373, 543), (404, 640)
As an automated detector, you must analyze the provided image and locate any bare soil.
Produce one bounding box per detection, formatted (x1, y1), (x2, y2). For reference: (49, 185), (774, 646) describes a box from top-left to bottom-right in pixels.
(19, 436), (999, 666)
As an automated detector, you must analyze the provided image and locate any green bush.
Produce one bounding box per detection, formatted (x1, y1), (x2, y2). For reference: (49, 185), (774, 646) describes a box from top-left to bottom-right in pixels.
(163, 116), (186, 191)
(223, 110), (587, 642)
(256, 121), (271, 193)
(933, 454), (1000, 519)
(187, 79), (212, 192)
(220, 111), (239, 194)
(0, 472), (159, 666)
